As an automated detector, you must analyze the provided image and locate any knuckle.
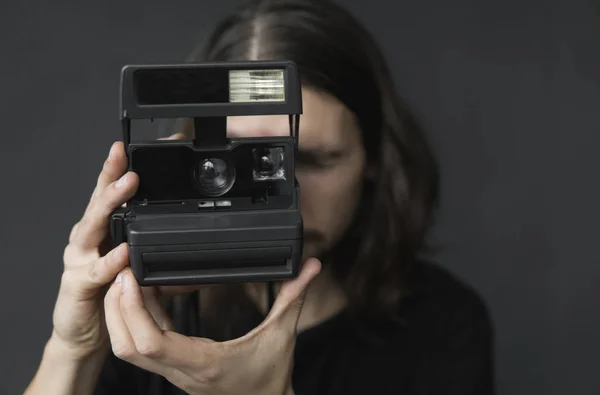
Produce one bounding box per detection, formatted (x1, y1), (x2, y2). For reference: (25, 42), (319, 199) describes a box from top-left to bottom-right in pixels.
(64, 243), (99, 268)
(93, 184), (120, 211)
(63, 244), (76, 264)
(60, 269), (76, 288)
(198, 358), (222, 384)
(59, 270), (86, 298)
(68, 222), (80, 243)
(187, 341), (222, 382)
(135, 338), (163, 358)
(87, 260), (101, 282)
(99, 188), (123, 213)
(112, 343), (136, 360)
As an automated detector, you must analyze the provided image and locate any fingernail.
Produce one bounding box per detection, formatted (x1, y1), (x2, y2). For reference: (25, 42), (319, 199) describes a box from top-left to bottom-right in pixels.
(121, 273), (129, 293)
(108, 143), (116, 160)
(115, 173), (128, 189)
(115, 272), (123, 283)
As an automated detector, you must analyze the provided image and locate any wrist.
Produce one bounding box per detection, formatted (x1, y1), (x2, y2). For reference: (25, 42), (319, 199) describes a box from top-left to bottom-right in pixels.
(24, 334), (109, 395)
(48, 330), (109, 362)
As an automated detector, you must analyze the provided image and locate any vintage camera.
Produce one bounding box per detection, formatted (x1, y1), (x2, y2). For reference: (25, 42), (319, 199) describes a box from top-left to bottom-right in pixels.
(109, 61), (303, 286)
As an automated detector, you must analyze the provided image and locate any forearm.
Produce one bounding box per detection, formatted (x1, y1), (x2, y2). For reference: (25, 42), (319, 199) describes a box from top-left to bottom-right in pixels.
(24, 334), (108, 395)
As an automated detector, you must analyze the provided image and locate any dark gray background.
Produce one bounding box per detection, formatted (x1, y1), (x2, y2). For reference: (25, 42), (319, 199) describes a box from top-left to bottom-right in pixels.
(0, 1), (598, 394)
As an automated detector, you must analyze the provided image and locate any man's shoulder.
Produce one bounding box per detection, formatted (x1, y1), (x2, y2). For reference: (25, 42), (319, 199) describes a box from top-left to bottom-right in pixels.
(403, 260), (494, 340)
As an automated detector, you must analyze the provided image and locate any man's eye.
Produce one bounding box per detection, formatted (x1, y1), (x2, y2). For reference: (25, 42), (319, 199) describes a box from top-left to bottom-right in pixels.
(296, 156), (329, 169)
(296, 149), (343, 170)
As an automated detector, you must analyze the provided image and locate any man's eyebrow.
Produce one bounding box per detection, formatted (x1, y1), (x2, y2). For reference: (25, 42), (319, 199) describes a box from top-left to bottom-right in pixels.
(296, 147), (345, 161)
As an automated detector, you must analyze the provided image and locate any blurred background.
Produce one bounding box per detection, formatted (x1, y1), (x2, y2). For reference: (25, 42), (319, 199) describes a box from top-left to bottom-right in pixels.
(0, 0), (598, 394)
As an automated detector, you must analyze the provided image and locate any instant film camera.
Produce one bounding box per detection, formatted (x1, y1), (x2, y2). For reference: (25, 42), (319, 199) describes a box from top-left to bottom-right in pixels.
(110, 61), (303, 286)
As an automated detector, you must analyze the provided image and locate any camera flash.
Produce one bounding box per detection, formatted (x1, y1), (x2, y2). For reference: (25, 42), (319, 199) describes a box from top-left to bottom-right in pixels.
(229, 69), (285, 103)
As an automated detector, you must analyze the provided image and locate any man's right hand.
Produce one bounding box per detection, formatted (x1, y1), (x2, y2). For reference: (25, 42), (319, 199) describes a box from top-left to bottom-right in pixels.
(51, 141), (139, 359)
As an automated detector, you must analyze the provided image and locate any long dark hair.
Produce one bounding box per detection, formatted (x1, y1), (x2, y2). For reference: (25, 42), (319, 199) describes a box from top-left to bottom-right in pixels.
(189, 0), (440, 331)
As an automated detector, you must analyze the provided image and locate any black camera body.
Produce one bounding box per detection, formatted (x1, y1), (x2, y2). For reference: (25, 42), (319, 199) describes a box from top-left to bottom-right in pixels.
(110, 61), (303, 286)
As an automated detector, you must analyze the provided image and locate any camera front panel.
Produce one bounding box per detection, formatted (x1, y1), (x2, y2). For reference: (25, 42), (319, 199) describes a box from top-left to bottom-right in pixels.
(129, 138), (295, 213)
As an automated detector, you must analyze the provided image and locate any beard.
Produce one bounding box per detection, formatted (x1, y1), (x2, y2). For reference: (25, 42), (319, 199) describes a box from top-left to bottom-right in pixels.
(301, 228), (340, 271)
(301, 228), (328, 260)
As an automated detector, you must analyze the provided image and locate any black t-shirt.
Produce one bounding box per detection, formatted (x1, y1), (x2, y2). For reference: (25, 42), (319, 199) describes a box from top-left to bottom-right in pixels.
(94, 262), (495, 395)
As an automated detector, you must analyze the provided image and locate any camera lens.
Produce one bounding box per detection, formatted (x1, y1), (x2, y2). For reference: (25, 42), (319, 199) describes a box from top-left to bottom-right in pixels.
(253, 147), (286, 181)
(195, 158), (235, 196)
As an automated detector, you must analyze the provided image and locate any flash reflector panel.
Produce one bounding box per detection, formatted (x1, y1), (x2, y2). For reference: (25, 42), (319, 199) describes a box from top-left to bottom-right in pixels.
(229, 69), (285, 103)
(120, 61), (301, 119)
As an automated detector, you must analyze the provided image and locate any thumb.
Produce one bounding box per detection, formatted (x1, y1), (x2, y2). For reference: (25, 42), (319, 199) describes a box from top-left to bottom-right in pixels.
(265, 258), (322, 331)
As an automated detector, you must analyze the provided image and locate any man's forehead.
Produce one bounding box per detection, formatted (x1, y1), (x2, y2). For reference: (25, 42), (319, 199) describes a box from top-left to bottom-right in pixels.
(226, 90), (351, 149)
(226, 114), (344, 151)
(226, 114), (289, 138)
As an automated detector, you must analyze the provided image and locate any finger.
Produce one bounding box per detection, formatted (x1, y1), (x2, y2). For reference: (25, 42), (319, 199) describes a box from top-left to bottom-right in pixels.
(75, 135), (180, 247)
(120, 270), (165, 357)
(119, 270), (198, 367)
(72, 142), (128, 247)
(61, 243), (130, 299)
(104, 275), (169, 376)
(73, 171), (139, 249)
(264, 258), (322, 331)
(141, 287), (175, 331)
(90, 142), (128, 203)
(68, 221), (80, 244)
(158, 132), (187, 141)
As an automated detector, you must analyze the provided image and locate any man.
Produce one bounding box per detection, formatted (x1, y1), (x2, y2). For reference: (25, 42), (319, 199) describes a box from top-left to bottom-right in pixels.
(25, 1), (494, 394)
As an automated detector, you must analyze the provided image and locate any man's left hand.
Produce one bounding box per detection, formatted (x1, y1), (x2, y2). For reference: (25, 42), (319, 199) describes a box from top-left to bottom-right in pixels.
(104, 258), (321, 395)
